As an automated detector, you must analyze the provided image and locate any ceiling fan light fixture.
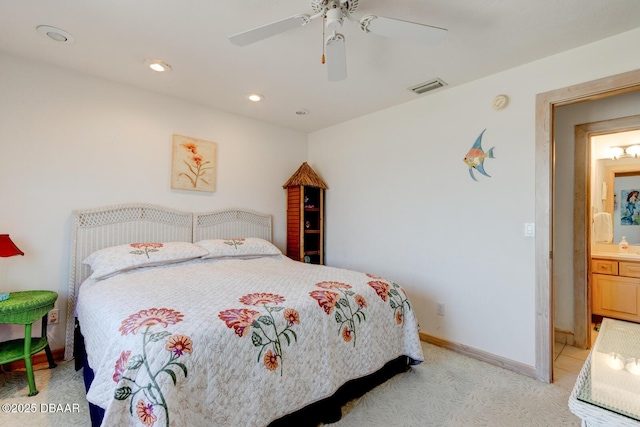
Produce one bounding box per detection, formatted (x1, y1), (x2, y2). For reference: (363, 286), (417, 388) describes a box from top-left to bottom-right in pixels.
(326, 7), (344, 31)
(408, 78), (446, 95)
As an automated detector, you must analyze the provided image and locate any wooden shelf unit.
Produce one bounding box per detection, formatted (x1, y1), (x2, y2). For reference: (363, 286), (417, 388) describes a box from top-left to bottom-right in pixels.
(283, 163), (327, 265)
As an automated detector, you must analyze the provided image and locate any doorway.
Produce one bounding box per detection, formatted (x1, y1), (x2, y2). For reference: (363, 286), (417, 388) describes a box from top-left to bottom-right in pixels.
(535, 68), (640, 383)
(573, 117), (640, 352)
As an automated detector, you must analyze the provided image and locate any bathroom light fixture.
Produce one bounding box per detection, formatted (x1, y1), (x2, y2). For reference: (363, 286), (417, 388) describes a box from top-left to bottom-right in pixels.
(625, 145), (640, 157)
(36, 25), (76, 44)
(248, 93), (264, 102)
(609, 145), (640, 160)
(609, 146), (625, 159)
(144, 59), (172, 73)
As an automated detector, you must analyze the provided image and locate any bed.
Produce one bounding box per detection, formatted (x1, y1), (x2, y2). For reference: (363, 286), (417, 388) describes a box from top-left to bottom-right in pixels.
(65, 203), (424, 427)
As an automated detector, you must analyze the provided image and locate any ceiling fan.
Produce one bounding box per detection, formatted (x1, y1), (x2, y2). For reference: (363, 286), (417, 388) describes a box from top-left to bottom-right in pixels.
(228, 0), (447, 82)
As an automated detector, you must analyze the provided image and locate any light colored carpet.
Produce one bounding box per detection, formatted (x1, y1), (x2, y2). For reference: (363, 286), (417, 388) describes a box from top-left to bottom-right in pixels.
(331, 343), (580, 427)
(0, 359), (89, 427)
(0, 342), (580, 426)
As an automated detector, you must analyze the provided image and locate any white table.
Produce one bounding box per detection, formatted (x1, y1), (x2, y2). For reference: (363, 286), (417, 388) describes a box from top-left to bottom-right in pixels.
(569, 318), (640, 426)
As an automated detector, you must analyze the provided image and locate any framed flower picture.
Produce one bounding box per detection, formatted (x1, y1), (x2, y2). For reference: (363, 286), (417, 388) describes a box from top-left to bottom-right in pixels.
(171, 134), (216, 192)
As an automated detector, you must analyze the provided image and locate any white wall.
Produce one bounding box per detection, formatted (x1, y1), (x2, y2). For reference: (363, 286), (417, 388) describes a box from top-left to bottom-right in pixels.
(0, 53), (308, 349)
(3, 27), (640, 368)
(554, 91), (640, 332)
(309, 28), (640, 366)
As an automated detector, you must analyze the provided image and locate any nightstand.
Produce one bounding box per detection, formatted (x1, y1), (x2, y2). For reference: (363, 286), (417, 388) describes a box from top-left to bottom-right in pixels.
(0, 290), (58, 396)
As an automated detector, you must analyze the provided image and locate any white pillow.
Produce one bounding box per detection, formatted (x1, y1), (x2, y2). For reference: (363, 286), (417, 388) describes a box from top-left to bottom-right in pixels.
(195, 238), (281, 259)
(83, 242), (209, 279)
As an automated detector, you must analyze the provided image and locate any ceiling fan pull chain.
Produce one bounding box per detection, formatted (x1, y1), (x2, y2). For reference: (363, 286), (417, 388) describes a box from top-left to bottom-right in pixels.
(322, 16), (326, 64)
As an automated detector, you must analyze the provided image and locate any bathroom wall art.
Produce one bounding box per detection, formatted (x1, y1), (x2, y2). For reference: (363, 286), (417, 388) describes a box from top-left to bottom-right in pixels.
(621, 189), (640, 225)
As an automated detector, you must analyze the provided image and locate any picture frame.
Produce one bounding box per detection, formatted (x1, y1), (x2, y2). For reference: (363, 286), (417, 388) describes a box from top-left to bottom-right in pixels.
(171, 134), (216, 192)
(621, 188), (640, 225)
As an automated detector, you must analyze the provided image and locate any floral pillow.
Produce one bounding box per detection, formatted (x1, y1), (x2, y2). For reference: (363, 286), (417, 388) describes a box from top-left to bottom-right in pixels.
(195, 238), (281, 259)
(83, 242), (209, 279)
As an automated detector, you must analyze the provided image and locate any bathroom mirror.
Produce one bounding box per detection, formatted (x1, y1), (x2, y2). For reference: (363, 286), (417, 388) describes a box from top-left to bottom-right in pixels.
(590, 128), (640, 247)
(602, 162), (640, 244)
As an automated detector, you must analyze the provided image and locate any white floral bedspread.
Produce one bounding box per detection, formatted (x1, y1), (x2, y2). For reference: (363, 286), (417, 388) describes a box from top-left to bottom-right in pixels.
(76, 255), (424, 427)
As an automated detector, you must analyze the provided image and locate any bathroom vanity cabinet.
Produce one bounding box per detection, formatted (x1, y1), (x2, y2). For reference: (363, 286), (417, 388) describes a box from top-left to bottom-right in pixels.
(592, 257), (640, 323)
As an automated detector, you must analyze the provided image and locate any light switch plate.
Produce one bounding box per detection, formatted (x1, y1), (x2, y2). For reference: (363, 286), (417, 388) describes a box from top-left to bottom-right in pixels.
(525, 223), (535, 237)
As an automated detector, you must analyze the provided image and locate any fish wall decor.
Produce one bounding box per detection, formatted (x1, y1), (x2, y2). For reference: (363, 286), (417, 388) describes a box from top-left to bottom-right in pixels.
(463, 129), (495, 181)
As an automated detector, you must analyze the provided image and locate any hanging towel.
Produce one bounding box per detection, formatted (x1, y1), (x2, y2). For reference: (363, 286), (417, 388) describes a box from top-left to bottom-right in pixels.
(593, 212), (613, 243)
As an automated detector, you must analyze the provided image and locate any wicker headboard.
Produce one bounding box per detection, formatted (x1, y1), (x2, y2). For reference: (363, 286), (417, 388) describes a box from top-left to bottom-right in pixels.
(64, 203), (272, 360)
(193, 208), (272, 242)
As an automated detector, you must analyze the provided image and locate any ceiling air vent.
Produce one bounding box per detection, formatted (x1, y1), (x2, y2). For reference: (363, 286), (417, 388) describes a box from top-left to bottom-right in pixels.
(408, 78), (447, 95)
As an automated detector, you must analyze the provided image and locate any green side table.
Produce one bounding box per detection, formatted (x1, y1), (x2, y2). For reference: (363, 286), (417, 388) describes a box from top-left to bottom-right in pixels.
(0, 290), (58, 396)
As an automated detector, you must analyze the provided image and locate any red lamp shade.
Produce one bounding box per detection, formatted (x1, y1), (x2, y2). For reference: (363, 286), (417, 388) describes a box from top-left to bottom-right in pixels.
(0, 234), (24, 257)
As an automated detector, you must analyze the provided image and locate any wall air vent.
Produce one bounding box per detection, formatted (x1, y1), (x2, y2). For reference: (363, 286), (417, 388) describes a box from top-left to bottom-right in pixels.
(408, 78), (447, 95)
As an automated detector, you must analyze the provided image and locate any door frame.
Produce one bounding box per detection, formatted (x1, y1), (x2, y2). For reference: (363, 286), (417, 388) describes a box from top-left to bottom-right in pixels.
(535, 68), (640, 382)
(573, 115), (640, 351)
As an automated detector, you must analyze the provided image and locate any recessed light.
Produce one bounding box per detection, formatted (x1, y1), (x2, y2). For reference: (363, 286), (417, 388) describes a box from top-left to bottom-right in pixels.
(36, 25), (75, 44)
(248, 93), (264, 102)
(144, 59), (172, 73)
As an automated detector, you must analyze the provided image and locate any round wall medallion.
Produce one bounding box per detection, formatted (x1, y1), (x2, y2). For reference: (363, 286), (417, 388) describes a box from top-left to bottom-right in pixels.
(492, 94), (510, 110)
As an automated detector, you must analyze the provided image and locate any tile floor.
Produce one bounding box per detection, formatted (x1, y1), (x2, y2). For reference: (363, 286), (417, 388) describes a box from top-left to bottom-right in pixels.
(552, 327), (598, 391)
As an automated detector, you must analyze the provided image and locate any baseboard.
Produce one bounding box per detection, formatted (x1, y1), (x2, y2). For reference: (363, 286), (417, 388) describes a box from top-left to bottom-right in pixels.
(554, 328), (575, 346)
(1, 347), (65, 372)
(419, 332), (537, 380)
(11, 337), (537, 379)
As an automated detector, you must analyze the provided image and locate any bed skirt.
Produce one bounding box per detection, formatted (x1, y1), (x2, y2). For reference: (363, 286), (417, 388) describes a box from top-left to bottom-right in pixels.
(74, 319), (412, 426)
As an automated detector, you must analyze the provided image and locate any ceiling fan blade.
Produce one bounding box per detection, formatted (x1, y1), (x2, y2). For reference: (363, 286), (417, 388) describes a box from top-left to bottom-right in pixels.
(326, 33), (347, 82)
(229, 14), (310, 47)
(360, 15), (447, 46)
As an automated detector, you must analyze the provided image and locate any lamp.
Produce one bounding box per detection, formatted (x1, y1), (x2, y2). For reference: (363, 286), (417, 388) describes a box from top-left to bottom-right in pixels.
(0, 234), (24, 258)
(0, 234), (24, 301)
